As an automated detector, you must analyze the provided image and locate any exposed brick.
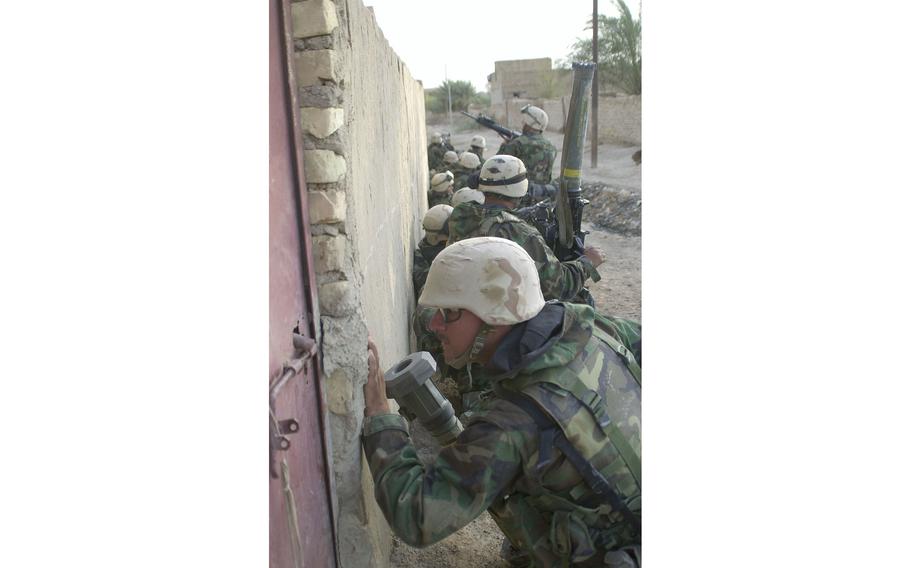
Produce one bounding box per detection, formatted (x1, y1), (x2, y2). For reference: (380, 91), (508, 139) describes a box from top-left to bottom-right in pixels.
(299, 84), (344, 108)
(325, 368), (352, 415)
(318, 280), (355, 316)
(294, 49), (338, 86)
(300, 107), (344, 138)
(312, 234), (346, 273)
(303, 149), (346, 184)
(310, 223), (342, 237)
(291, 0), (339, 39)
(294, 34), (334, 51)
(309, 189), (346, 224)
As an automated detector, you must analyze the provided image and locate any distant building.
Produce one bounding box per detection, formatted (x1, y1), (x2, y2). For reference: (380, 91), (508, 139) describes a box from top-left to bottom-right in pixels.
(484, 57), (639, 145)
(487, 58), (572, 107)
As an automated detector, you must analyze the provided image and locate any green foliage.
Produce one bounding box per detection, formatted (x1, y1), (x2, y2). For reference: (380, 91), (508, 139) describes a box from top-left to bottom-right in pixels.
(424, 80), (485, 114)
(471, 91), (490, 107)
(560, 0), (641, 95)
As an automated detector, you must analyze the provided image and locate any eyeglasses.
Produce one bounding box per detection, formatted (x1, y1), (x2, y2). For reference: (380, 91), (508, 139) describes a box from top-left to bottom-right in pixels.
(439, 308), (463, 324)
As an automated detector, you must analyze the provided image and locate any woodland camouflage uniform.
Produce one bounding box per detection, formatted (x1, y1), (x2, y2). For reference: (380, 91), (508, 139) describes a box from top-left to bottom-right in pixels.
(447, 202), (600, 302)
(447, 163), (466, 188)
(498, 133), (557, 184)
(427, 190), (453, 208)
(411, 238), (445, 298)
(453, 165), (480, 191)
(363, 302), (642, 567)
(428, 142), (448, 172)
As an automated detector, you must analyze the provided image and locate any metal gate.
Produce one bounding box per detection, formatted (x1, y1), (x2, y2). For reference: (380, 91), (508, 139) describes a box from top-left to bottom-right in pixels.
(269, 0), (338, 565)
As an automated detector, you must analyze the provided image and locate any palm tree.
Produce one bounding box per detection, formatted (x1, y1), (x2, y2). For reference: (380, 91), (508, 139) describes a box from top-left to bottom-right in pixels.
(563, 0), (641, 95)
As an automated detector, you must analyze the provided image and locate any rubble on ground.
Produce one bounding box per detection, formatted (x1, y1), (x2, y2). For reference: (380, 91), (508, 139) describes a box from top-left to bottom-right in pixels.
(581, 182), (641, 236)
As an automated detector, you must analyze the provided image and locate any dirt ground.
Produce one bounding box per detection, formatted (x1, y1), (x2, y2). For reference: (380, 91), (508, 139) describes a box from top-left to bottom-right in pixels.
(388, 121), (641, 567)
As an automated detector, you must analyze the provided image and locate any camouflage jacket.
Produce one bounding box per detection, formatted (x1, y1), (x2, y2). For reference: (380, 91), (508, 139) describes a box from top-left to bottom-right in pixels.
(427, 190), (452, 208)
(412, 238), (445, 298)
(497, 133), (557, 184)
(447, 202), (600, 302)
(453, 166), (480, 191)
(427, 142), (448, 172)
(363, 302), (642, 566)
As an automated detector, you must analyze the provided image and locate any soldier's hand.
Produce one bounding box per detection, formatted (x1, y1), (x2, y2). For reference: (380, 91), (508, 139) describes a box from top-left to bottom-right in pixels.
(583, 246), (606, 268)
(364, 337), (391, 417)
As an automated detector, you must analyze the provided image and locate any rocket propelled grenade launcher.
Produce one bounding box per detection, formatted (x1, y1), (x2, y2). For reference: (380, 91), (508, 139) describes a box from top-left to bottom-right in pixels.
(554, 62), (596, 259)
(384, 352), (463, 446)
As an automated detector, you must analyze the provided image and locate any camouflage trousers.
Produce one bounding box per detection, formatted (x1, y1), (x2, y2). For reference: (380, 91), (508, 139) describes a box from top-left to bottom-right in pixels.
(501, 539), (641, 567)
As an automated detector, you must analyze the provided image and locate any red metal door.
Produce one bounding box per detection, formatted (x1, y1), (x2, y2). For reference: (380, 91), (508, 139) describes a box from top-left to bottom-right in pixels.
(269, 0), (337, 566)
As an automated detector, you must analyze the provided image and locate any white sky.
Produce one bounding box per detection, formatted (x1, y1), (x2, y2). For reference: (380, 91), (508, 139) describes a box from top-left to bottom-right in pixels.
(364, 0), (638, 92)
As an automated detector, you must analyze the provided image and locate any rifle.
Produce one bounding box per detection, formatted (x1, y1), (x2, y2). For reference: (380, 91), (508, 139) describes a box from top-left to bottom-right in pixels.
(460, 111), (521, 141)
(441, 132), (454, 151)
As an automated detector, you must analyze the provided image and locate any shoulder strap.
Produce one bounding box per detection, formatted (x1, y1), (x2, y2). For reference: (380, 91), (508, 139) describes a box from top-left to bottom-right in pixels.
(495, 385), (641, 536)
(597, 331), (641, 387)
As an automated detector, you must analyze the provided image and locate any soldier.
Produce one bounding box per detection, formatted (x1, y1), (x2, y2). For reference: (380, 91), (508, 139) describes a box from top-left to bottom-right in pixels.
(497, 105), (558, 185)
(451, 187), (485, 207)
(467, 135), (486, 162)
(428, 171), (455, 208)
(412, 204), (453, 298)
(448, 154), (604, 303)
(453, 151), (481, 190)
(363, 237), (642, 568)
(441, 150), (459, 174)
(427, 132), (448, 173)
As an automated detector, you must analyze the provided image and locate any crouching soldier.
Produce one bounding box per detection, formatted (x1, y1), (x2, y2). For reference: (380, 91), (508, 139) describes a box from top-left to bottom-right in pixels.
(428, 171), (455, 208)
(363, 237), (642, 567)
(448, 154), (604, 304)
(412, 204), (453, 297)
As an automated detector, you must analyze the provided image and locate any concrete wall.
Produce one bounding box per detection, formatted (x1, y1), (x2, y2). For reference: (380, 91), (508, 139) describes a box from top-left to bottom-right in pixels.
(290, 0), (427, 566)
(595, 94), (641, 146)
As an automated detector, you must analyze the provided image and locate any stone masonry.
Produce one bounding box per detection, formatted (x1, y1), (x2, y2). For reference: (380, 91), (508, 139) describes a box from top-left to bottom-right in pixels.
(290, 0), (427, 566)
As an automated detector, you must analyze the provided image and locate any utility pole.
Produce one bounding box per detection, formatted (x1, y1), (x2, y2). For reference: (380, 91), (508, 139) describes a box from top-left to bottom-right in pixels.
(445, 65), (453, 128)
(591, 0), (599, 168)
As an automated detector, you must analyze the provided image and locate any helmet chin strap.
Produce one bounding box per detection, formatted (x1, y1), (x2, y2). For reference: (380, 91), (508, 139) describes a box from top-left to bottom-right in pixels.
(446, 323), (493, 371)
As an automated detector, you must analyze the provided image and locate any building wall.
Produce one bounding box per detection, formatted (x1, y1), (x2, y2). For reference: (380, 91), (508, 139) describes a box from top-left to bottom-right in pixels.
(487, 58), (640, 146)
(489, 58), (566, 106)
(290, 0), (427, 565)
(595, 94), (641, 146)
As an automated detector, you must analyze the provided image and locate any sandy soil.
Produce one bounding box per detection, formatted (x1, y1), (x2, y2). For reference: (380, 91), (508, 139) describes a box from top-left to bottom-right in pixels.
(387, 121), (641, 567)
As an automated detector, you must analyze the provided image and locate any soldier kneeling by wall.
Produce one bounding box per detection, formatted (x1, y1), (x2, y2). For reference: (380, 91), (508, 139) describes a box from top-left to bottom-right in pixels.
(362, 237), (642, 567)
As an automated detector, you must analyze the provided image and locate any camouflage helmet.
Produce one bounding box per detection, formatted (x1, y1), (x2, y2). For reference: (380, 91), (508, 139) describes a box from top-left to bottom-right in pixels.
(422, 204), (453, 246)
(470, 135), (486, 149)
(520, 104), (548, 132)
(477, 155), (528, 198)
(458, 151), (481, 170)
(430, 131), (442, 144)
(419, 236), (545, 326)
(451, 187), (485, 207)
(430, 171), (455, 193)
(443, 150), (459, 165)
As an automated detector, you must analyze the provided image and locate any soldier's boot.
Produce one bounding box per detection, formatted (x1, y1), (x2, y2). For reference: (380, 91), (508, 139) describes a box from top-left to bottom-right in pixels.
(499, 537), (531, 567)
